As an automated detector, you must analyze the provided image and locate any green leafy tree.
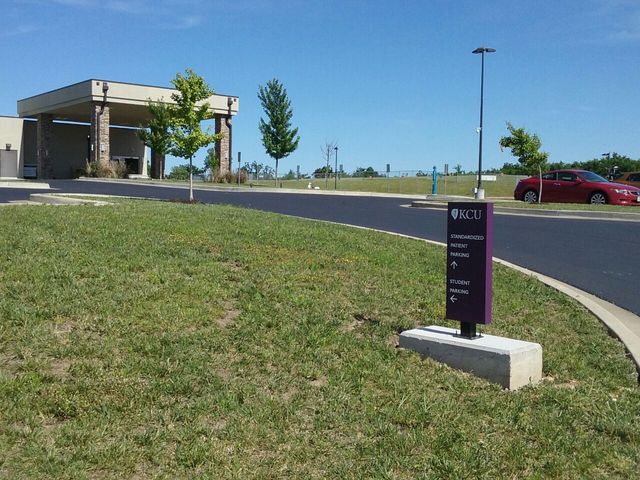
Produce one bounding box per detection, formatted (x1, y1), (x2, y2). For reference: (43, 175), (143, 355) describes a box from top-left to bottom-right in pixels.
(243, 161), (272, 180)
(313, 165), (333, 178)
(170, 68), (223, 201)
(566, 153), (640, 177)
(454, 164), (463, 175)
(257, 79), (300, 185)
(499, 162), (526, 175)
(167, 163), (205, 181)
(282, 169), (297, 180)
(353, 166), (381, 178)
(204, 147), (219, 181)
(138, 99), (173, 179)
(262, 166), (275, 180)
(499, 122), (549, 175)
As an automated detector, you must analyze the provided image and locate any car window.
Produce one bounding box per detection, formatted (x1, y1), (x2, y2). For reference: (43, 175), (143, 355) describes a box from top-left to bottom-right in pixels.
(628, 173), (640, 182)
(558, 172), (576, 182)
(541, 172), (556, 180)
(580, 171), (608, 182)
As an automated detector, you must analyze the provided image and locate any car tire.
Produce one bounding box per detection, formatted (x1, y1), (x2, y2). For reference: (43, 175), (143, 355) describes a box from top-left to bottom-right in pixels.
(589, 192), (607, 205)
(523, 190), (538, 203)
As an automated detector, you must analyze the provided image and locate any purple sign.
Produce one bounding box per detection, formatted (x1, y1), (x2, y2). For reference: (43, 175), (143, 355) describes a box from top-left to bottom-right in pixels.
(446, 202), (493, 324)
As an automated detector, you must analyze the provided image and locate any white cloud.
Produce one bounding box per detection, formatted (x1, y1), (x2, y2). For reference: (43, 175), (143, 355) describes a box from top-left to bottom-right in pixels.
(49, 0), (98, 6)
(165, 14), (204, 30)
(105, 1), (150, 15)
(609, 12), (640, 41)
(32, 0), (209, 30)
(594, 0), (640, 42)
(1, 23), (41, 37)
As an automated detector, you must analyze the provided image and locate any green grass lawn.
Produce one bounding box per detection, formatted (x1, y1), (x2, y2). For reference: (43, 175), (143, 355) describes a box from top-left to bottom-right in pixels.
(1, 201), (638, 478)
(267, 174), (522, 197)
(160, 174), (521, 197)
(494, 201), (640, 212)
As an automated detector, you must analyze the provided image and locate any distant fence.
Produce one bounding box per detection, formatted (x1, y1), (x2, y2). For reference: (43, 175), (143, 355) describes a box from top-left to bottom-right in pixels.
(251, 172), (528, 197)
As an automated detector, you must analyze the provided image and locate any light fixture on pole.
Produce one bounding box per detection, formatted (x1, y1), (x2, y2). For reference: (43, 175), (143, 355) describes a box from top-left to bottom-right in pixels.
(472, 46), (496, 200)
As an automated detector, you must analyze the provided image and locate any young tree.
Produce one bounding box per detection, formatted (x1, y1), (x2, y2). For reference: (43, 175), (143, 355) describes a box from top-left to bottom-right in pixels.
(320, 140), (337, 188)
(138, 100), (173, 179)
(170, 68), (223, 201)
(257, 79), (300, 185)
(499, 122), (548, 175)
(499, 122), (549, 202)
(203, 147), (219, 181)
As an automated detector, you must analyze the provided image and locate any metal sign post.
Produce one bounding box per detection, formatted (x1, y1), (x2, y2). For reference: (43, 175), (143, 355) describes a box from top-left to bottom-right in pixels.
(444, 163), (449, 196)
(446, 202), (493, 338)
(432, 166), (437, 195)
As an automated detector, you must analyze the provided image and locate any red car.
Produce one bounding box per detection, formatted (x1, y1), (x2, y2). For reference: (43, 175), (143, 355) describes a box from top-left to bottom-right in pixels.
(514, 169), (640, 206)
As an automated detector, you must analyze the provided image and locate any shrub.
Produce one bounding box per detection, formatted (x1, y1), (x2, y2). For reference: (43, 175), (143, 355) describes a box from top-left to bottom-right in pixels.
(83, 160), (128, 179)
(213, 168), (247, 184)
(166, 164), (205, 181)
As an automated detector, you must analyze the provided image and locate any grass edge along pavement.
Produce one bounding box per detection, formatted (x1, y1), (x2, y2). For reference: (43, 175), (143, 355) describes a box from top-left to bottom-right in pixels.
(1, 200), (639, 478)
(322, 219), (640, 376)
(412, 197), (640, 219)
(73, 177), (640, 215)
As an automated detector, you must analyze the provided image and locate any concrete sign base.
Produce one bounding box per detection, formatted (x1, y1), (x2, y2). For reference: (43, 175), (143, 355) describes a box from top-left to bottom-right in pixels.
(399, 325), (542, 391)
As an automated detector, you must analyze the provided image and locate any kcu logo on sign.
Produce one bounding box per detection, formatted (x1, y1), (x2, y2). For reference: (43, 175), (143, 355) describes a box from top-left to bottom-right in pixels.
(450, 208), (483, 220)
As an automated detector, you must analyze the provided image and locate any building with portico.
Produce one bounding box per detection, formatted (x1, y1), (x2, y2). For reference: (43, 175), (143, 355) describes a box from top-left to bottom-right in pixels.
(0, 79), (239, 180)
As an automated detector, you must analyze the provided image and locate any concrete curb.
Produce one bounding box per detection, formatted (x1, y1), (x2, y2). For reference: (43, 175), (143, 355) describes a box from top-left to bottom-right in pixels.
(317, 220), (640, 377)
(29, 193), (110, 206)
(1, 180), (51, 189)
(74, 178), (428, 200)
(494, 258), (640, 374)
(74, 179), (640, 220)
(411, 200), (640, 222)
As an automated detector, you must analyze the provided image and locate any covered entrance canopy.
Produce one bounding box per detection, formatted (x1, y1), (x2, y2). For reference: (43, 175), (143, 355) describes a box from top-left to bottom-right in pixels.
(17, 79), (239, 178)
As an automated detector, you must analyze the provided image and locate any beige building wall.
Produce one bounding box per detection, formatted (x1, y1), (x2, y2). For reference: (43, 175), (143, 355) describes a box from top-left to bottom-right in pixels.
(0, 117), (28, 176)
(110, 127), (148, 176)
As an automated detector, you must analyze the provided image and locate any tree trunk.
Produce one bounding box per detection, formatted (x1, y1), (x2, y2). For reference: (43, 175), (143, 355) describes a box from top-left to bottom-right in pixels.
(189, 156), (194, 202)
(151, 150), (165, 179)
(275, 159), (279, 187)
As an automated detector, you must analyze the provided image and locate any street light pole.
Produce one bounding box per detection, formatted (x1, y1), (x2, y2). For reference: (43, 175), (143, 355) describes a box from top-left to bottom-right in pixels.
(472, 47), (496, 200)
(334, 146), (338, 190)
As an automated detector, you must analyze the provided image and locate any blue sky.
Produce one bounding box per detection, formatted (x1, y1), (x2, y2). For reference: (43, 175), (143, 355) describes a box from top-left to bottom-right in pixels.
(1, 0), (639, 174)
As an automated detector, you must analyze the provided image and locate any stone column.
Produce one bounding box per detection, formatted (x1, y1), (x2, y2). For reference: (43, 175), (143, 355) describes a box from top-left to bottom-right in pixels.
(90, 101), (110, 166)
(36, 113), (54, 179)
(215, 114), (231, 175)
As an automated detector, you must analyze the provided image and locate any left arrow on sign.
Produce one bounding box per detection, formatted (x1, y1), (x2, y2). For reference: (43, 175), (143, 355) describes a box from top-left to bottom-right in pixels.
(450, 295), (457, 303)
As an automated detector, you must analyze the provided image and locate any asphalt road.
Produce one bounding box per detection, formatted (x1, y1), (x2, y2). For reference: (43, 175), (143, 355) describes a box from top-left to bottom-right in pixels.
(3, 180), (639, 316)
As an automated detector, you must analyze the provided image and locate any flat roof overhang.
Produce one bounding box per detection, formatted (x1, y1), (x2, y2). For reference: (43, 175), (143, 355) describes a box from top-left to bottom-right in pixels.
(17, 79), (239, 127)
